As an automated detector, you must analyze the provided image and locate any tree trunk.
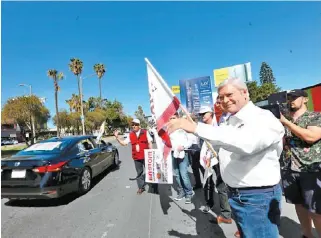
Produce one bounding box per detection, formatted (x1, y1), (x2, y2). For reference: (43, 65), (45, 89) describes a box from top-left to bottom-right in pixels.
(77, 75), (85, 135)
(76, 121), (80, 135)
(99, 78), (102, 107)
(55, 86), (60, 137)
(31, 115), (36, 144)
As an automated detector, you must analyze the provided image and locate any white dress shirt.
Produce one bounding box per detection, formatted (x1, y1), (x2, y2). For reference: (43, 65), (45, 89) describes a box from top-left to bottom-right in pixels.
(219, 112), (232, 125)
(195, 101), (285, 188)
(187, 133), (199, 146)
(170, 129), (192, 159)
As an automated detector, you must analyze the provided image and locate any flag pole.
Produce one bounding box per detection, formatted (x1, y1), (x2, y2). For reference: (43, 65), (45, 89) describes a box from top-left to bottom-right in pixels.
(179, 104), (218, 159)
(145, 58), (217, 159)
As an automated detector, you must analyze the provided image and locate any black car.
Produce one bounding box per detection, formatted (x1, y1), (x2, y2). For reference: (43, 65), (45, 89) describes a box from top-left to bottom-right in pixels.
(1, 135), (119, 200)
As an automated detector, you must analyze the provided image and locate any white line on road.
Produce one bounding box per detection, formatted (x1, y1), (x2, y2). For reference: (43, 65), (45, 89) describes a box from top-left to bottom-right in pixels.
(148, 194), (153, 238)
(101, 231), (108, 238)
(101, 224), (115, 238)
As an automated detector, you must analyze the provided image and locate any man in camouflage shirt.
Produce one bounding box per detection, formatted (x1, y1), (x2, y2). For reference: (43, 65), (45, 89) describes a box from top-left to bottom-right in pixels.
(280, 89), (321, 238)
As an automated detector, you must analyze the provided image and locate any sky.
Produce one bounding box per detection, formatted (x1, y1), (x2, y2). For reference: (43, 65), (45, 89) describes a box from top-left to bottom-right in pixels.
(2, 1), (321, 128)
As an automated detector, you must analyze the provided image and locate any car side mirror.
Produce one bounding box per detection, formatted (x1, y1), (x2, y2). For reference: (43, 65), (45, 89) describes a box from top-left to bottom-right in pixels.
(77, 151), (85, 158)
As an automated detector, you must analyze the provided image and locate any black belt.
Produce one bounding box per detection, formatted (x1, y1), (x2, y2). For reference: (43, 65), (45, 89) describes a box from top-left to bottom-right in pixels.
(227, 184), (277, 194)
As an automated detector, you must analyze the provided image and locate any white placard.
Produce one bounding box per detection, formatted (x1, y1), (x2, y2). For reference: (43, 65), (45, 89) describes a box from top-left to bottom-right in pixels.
(11, 170), (26, 178)
(144, 149), (173, 184)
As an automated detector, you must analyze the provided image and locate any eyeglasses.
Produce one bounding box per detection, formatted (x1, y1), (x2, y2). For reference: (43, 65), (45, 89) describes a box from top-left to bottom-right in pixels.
(131, 123), (139, 127)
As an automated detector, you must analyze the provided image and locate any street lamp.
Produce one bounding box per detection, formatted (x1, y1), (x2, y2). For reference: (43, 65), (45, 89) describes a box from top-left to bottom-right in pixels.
(78, 74), (96, 135)
(19, 83), (35, 143)
(19, 83), (32, 96)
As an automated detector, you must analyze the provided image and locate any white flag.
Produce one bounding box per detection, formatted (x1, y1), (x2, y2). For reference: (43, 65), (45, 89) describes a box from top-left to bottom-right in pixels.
(96, 121), (106, 143)
(145, 58), (181, 184)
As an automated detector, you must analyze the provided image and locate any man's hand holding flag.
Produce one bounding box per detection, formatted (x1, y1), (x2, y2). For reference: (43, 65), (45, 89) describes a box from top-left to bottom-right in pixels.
(145, 58), (217, 184)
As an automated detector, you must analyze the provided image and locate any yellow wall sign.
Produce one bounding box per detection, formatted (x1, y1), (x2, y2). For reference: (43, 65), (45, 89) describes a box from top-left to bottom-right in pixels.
(171, 86), (180, 94)
(213, 68), (229, 87)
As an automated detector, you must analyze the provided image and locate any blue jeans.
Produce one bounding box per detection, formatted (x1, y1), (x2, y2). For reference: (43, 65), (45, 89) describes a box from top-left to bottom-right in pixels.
(172, 153), (193, 196)
(228, 184), (282, 238)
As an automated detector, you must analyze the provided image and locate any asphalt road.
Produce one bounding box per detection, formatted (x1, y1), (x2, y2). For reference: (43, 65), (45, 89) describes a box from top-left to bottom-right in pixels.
(1, 143), (318, 238)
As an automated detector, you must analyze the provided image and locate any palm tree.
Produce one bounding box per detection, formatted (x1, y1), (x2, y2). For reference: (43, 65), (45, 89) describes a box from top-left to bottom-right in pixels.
(47, 69), (64, 136)
(66, 94), (81, 112)
(68, 58), (85, 135)
(93, 63), (106, 106)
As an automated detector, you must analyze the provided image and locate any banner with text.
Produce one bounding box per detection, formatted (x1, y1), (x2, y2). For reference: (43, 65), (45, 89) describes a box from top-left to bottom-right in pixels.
(171, 85), (180, 94)
(145, 149), (173, 184)
(213, 62), (252, 87)
(179, 76), (213, 114)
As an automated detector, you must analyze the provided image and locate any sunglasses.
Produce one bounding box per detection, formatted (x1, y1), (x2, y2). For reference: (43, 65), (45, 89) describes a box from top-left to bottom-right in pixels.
(131, 123), (139, 127)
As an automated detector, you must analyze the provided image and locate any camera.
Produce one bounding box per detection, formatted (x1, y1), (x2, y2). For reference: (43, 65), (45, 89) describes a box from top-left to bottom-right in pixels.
(259, 91), (291, 119)
(260, 104), (281, 119)
(260, 103), (290, 119)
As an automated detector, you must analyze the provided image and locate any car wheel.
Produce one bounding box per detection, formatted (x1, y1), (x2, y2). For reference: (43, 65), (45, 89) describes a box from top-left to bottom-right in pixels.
(78, 167), (92, 195)
(112, 151), (119, 168)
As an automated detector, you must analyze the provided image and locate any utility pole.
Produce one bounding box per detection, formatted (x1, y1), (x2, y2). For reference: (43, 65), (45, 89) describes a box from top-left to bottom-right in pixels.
(19, 83), (36, 144)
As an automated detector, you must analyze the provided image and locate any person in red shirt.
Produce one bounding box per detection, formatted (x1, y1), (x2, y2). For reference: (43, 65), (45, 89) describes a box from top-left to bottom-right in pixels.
(114, 119), (153, 194)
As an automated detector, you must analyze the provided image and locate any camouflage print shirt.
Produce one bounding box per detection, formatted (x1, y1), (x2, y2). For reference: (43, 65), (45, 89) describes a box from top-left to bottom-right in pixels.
(281, 111), (321, 172)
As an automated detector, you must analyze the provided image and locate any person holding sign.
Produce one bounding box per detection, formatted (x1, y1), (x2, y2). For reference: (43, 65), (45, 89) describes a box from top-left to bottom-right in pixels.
(166, 78), (285, 238)
(198, 105), (232, 224)
(114, 119), (154, 195)
(169, 112), (194, 204)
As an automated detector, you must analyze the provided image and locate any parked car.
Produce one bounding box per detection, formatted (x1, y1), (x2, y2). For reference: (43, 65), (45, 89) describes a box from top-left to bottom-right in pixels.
(1, 140), (8, 146)
(10, 139), (19, 145)
(1, 139), (18, 145)
(1, 139), (10, 145)
(1, 135), (119, 200)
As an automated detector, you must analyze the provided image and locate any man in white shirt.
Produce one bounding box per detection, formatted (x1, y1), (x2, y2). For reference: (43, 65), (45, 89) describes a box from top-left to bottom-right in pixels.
(216, 97), (239, 237)
(187, 131), (203, 189)
(186, 114), (203, 190)
(166, 78), (285, 238)
(169, 112), (194, 204)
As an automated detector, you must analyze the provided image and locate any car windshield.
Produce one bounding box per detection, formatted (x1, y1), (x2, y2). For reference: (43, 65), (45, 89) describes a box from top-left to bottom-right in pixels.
(16, 140), (71, 155)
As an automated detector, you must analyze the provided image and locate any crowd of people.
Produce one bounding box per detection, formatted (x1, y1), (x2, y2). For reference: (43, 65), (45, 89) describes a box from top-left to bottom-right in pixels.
(114, 78), (321, 238)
